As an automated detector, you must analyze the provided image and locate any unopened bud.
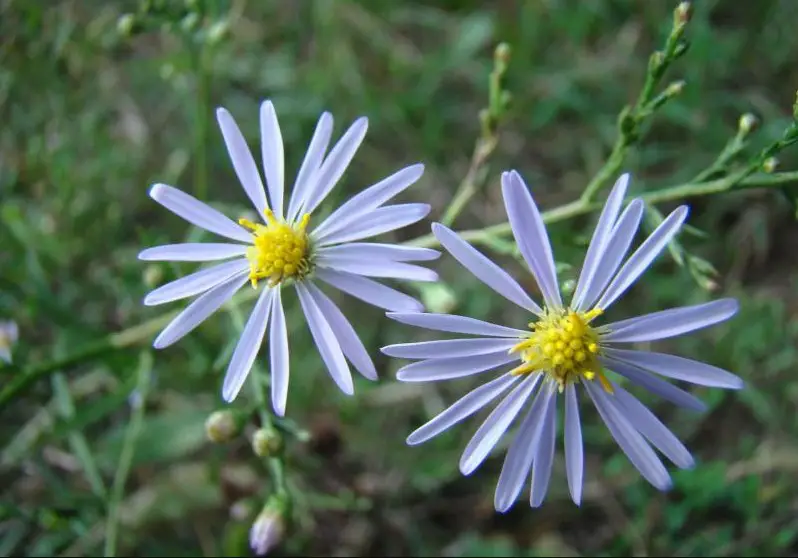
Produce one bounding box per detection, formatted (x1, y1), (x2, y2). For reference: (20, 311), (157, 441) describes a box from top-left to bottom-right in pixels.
(252, 428), (283, 457)
(494, 42), (511, 69)
(738, 113), (758, 134)
(763, 157), (779, 173)
(205, 410), (241, 443)
(249, 505), (285, 556)
(665, 80), (685, 97)
(648, 51), (665, 72)
(675, 2), (692, 25)
(143, 265), (163, 288)
(117, 14), (136, 36)
(206, 20), (229, 45)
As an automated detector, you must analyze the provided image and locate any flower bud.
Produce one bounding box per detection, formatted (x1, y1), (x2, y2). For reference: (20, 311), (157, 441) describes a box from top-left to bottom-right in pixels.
(205, 410), (241, 443)
(117, 14), (136, 36)
(675, 2), (692, 25)
(665, 80), (685, 97)
(249, 504), (285, 556)
(494, 42), (511, 70)
(143, 264), (163, 288)
(738, 113), (758, 135)
(763, 157), (778, 173)
(252, 428), (283, 457)
(206, 20), (229, 45)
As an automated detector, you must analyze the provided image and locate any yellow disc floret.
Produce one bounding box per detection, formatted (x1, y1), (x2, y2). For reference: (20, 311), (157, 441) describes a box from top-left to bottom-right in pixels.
(509, 307), (613, 393)
(239, 209), (312, 288)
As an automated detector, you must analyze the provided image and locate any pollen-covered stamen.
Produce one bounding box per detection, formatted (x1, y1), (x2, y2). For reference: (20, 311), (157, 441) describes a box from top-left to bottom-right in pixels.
(510, 307), (613, 393)
(239, 209), (312, 288)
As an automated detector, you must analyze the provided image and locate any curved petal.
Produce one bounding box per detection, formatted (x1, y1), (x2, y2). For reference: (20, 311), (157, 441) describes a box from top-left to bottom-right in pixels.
(600, 298), (739, 343)
(149, 183), (252, 243)
(269, 288), (290, 415)
(305, 281), (377, 380)
(432, 223), (542, 314)
(564, 382), (584, 506)
(153, 272), (249, 349)
(144, 259), (250, 306)
(138, 243), (249, 262)
(396, 351), (518, 382)
(317, 242), (440, 262)
(611, 384), (694, 469)
(529, 385), (557, 508)
(407, 373), (520, 446)
(603, 348), (743, 389)
(316, 204), (430, 246)
(316, 255), (438, 282)
(583, 380), (672, 491)
(577, 199), (644, 312)
(260, 100), (285, 219)
(287, 112), (334, 221)
(221, 287), (276, 402)
(382, 338), (517, 359)
(312, 164), (425, 241)
(599, 355), (707, 412)
(216, 107), (268, 216)
(494, 382), (554, 512)
(501, 171), (561, 309)
(316, 268), (423, 312)
(301, 117), (368, 216)
(571, 174), (629, 310)
(595, 206), (689, 310)
(296, 283), (354, 395)
(459, 374), (541, 475)
(386, 312), (527, 338)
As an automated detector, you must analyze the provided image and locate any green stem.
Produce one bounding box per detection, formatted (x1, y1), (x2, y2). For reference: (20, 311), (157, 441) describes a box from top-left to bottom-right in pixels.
(52, 373), (107, 499)
(192, 42), (210, 200)
(409, 170), (798, 249)
(226, 301), (289, 499)
(580, 135), (629, 203)
(0, 288), (259, 412)
(104, 351), (152, 558)
(440, 135), (498, 227)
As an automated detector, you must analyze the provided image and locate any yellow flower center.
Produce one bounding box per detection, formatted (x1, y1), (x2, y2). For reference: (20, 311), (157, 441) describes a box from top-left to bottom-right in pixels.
(239, 209), (312, 288)
(510, 308), (613, 392)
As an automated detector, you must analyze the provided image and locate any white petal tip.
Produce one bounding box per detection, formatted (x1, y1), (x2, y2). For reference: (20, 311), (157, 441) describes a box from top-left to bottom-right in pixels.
(152, 336), (169, 350)
(149, 183), (167, 200)
(215, 106), (230, 119)
(261, 99), (274, 110)
(493, 498), (514, 514)
(273, 405), (286, 417)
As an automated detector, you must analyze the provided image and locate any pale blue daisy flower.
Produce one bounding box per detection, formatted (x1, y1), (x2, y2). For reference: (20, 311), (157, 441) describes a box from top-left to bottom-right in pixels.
(141, 101), (439, 415)
(383, 171), (742, 510)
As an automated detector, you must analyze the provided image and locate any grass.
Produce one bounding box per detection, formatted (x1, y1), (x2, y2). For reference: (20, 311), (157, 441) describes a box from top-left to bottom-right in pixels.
(2, 0), (798, 556)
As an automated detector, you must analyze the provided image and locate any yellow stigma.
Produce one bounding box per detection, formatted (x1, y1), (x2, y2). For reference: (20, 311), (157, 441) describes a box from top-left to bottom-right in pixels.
(239, 209), (312, 288)
(509, 307), (613, 393)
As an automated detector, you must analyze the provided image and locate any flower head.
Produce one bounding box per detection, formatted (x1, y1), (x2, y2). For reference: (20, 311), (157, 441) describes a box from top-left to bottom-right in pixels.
(383, 171), (742, 510)
(140, 101), (439, 415)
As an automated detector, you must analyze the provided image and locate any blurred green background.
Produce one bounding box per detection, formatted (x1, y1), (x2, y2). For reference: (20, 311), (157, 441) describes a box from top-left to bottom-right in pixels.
(3, 0), (798, 556)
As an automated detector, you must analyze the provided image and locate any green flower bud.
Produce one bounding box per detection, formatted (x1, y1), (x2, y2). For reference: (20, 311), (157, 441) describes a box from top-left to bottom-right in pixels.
(252, 428), (283, 457)
(205, 410), (241, 443)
